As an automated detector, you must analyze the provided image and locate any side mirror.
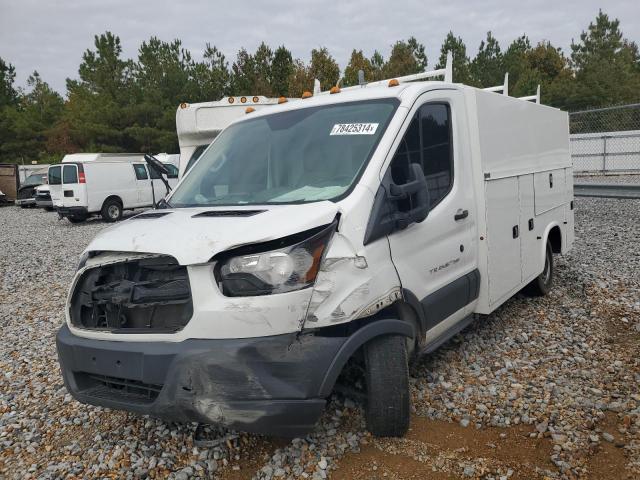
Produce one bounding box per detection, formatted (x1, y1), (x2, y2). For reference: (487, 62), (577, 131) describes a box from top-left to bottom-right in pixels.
(363, 163), (430, 245)
(387, 162), (430, 228)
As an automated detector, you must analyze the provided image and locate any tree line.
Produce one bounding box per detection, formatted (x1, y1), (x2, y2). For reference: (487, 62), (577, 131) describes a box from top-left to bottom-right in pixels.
(0, 10), (639, 164)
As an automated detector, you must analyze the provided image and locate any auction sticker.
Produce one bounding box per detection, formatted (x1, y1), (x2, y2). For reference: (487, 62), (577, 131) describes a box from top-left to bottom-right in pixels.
(330, 123), (379, 135)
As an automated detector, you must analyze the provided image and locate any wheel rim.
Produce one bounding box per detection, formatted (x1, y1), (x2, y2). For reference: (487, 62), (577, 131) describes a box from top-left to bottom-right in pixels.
(108, 205), (120, 219)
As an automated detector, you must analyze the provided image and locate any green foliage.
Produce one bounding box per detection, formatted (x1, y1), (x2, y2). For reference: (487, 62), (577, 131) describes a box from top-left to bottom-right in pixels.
(271, 46), (294, 96)
(436, 32), (472, 84)
(470, 31), (504, 87)
(310, 48), (340, 90)
(0, 58), (19, 107)
(383, 39), (424, 78)
(343, 50), (375, 86)
(567, 10), (640, 110)
(0, 9), (639, 164)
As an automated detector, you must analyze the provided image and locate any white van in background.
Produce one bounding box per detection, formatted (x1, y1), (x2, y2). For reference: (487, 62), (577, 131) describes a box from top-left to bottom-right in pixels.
(176, 96), (293, 177)
(48, 154), (178, 223)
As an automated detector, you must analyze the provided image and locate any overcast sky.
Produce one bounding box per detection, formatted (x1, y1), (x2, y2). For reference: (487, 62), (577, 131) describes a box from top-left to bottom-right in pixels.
(1, 0), (638, 95)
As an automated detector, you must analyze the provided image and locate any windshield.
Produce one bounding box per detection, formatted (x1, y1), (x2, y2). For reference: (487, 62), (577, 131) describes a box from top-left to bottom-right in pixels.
(169, 99), (398, 207)
(23, 174), (46, 186)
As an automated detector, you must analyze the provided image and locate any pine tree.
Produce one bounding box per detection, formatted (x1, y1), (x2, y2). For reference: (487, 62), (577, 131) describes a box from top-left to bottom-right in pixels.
(568, 10), (640, 109)
(271, 46), (294, 96)
(343, 50), (375, 86)
(470, 32), (504, 87)
(309, 48), (339, 90)
(436, 32), (472, 84)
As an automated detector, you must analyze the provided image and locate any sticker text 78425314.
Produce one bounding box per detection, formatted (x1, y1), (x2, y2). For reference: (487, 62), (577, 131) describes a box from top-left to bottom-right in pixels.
(330, 123), (379, 135)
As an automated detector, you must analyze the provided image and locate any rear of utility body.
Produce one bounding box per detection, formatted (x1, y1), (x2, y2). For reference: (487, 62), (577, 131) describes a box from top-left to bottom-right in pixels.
(56, 81), (574, 437)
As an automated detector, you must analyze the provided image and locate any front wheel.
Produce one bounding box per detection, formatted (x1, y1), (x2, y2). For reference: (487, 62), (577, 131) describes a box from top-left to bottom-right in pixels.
(364, 335), (410, 437)
(524, 241), (554, 296)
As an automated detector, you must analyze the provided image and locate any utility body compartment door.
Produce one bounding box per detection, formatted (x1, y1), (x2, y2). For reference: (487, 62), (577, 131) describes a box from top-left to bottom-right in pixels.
(485, 177), (521, 305)
(519, 175), (541, 283)
(534, 168), (566, 215)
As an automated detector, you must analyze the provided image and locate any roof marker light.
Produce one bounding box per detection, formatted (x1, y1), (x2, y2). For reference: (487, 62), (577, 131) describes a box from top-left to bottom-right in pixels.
(228, 97), (235, 104)
(245, 107), (255, 113)
(329, 86), (341, 94)
(179, 102), (188, 109)
(301, 91), (313, 99)
(388, 79), (400, 87)
(240, 96), (247, 103)
(252, 96), (259, 103)
(278, 96), (288, 104)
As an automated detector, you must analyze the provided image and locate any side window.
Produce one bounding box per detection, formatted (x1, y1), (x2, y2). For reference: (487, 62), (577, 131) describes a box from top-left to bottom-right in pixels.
(149, 165), (161, 180)
(185, 145), (207, 174)
(48, 166), (61, 185)
(389, 103), (453, 208)
(133, 164), (148, 180)
(62, 165), (78, 184)
(419, 104), (453, 207)
(164, 164), (178, 179)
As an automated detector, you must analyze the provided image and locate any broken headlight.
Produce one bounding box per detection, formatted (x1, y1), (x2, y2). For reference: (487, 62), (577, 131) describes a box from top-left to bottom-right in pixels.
(216, 221), (336, 296)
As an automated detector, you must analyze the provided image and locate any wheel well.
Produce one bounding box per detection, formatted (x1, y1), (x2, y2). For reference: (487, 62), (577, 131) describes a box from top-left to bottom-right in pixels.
(102, 196), (123, 209)
(548, 225), (562, 254)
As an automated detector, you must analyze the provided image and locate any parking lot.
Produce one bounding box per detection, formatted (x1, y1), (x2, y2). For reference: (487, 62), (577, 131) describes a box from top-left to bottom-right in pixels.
(0, 196), (638, 479)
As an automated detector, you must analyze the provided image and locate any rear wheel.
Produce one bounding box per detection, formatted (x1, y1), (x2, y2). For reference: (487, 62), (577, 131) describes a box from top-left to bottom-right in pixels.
(525, 241), (554, 296)
(364, 335), (410, 437)
(101, 199), (122, 222)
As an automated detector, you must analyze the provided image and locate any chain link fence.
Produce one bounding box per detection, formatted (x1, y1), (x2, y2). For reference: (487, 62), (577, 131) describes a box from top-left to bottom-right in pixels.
(569, 103), (640, 173)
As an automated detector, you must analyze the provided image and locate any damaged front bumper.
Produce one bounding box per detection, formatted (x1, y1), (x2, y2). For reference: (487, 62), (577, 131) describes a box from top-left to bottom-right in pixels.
(56, 324), (347, 437)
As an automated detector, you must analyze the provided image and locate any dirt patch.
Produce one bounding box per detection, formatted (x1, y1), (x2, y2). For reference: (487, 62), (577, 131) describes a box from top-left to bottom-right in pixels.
(332, 414), (632, 479)
(332, 415), (552, 479)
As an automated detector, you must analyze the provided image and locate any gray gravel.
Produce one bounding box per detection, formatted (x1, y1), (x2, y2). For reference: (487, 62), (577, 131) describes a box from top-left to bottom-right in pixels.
(1, 193), (639, 479)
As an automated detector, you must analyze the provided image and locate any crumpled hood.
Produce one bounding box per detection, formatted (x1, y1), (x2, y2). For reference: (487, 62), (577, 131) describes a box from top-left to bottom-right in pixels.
(85, 202), (340, 265)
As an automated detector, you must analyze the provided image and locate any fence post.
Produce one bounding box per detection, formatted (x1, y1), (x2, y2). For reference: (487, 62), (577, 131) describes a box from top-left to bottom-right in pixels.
(602, 135), (607, 173)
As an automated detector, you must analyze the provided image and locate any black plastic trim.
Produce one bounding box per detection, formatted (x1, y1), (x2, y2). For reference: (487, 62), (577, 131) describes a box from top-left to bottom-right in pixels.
(317, 318), (413, 397)
(418, 269), (480, 330)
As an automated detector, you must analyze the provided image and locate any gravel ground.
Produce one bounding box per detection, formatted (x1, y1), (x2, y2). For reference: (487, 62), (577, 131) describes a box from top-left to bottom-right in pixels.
(1, 195), (639, 479)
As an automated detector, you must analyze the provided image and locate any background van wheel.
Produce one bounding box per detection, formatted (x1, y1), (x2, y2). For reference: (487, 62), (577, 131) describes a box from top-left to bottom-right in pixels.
(525, 241), (554, 296)
(364, 335), (410, 437)
(101, 199), (122, 222)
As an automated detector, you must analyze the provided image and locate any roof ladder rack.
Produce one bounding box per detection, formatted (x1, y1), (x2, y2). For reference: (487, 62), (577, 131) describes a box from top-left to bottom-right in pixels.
(519, 85), (541, 104)
(483, 73), (509, 95)
(316, 51), (454, 95)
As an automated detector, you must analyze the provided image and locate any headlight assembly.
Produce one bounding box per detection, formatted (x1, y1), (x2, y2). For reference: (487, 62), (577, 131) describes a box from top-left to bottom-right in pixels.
(215, 221), (337, 296)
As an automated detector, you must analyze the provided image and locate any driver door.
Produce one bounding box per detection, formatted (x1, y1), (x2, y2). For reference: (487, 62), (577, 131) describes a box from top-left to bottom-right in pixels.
(385, 90), (477, 336)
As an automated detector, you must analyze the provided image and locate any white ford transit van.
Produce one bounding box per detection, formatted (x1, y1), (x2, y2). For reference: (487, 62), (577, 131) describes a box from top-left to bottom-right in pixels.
(56, 58), (574, 437)
(48, 153), (179, 223)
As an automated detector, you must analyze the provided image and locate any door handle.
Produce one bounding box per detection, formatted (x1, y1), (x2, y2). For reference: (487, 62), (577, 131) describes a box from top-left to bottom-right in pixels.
(454, 209), (469, 221)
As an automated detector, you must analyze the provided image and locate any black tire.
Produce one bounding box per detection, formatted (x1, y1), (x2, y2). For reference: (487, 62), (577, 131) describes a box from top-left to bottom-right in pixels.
(524, 241), (554, 296)
(68, 216), (86, 224)
(364, 335), (410, 437)
(101, 199), (122, 222)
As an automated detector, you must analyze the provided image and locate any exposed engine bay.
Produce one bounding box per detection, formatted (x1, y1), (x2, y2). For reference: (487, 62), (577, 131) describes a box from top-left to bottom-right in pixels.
(70, 255), (193, 333)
